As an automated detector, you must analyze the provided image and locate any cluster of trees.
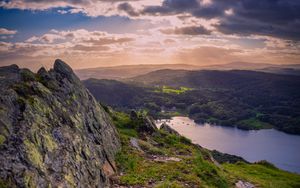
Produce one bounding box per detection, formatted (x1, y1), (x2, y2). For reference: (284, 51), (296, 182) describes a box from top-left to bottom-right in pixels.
(84, 70), (300, 134)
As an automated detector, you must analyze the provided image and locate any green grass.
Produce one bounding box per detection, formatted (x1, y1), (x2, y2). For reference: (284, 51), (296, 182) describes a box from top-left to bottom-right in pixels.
(237, 118), (273, 130)
(112, 111), (300, 188)
(223, 162), (300, 188)
(154, 86), (193, 94)
(114, 112), (230, 187)
(116, 150), (207, 187)
(111, 111), (139, 137)
(154, 180), (184, 188)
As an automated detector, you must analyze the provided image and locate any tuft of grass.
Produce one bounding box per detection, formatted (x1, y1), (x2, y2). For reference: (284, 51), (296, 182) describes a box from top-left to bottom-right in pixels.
(154, 180), (184, 188)
(193, 152), (228, 188)
(111, 111), (139, 138)
(138, 140), (166, 155)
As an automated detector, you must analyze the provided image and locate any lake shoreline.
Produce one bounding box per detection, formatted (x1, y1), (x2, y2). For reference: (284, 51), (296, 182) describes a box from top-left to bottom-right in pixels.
(157, 114), (300, 135)
(156, 116), (300, 174)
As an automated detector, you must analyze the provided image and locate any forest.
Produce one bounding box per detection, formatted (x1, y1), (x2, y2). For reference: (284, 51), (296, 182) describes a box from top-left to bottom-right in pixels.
(84, 70), (300, 134)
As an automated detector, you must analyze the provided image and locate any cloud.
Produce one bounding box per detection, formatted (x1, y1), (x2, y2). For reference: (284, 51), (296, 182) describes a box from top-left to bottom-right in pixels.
(141, 0), (199, 16)
(118, 2), (140, 17)
(213, 0), (300, 41)
(164, 39), (176, 44)
(0, 29), (135, 63)
(139, 0), (300, 40)
(2, 0), (300, 41)
(175, 46), (242, 65)
(71, 44), (110, 52)
(1, 0), (300, 70)
(0, 0), (160, 17)
(83, 37), (134, 46)
(0, 28), (17, 35)
(25, 29), (135, 45)
(57, 9), (68, 14)
(160, 26), (212, 35)
(26, 34), (65, 43)
(174, 45), (300, 66)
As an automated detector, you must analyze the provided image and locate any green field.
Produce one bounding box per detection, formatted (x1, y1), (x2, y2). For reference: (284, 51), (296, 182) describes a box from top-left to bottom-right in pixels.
(154, 86), (193, 94)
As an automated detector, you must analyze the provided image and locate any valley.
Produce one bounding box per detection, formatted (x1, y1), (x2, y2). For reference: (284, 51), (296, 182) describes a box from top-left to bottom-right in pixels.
(84, 69), (300, 135)
(0, 60), (299, 187)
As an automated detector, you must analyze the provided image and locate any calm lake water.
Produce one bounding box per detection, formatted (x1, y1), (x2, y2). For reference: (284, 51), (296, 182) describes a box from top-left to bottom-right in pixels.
(156, 116), (300, 174)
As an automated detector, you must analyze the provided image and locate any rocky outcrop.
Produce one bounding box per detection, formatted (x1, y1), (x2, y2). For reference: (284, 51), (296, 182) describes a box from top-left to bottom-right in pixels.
(211, 150), (247, 164)
(130, 111), (157, 135)
(160, 123), (180, 136)
(0, 59), (120, 187)
(235, 180), (255, 188)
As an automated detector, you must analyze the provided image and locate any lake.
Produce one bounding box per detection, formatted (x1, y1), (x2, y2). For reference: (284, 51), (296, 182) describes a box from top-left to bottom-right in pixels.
(156, 116), (300, 174)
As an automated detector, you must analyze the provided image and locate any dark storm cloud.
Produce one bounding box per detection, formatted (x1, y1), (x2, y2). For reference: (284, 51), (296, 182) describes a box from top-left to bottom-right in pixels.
(216, 0), (300, 40)
(2, 0), (300, 40)
(139, 0), (300, 40)
(160, 26), (212, 35)
(118, 3), (140, 17)
(142, 0), (200, 15)
(162, 0), (199, 10)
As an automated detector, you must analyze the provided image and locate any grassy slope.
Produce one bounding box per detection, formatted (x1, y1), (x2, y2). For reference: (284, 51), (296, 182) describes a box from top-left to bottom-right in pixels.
(224, 161), (300, 188)
(110, 111), (300, 188)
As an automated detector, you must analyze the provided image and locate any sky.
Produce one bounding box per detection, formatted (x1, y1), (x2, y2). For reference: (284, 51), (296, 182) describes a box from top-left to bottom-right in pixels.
(0, 0), (300, 70)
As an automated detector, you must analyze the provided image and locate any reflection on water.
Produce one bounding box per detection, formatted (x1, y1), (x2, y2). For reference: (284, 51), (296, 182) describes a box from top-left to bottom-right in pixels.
(156, 116), (300, 174)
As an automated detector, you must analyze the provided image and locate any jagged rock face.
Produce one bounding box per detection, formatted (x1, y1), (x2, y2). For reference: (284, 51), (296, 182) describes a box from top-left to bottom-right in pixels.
(0, 59), (120, 188)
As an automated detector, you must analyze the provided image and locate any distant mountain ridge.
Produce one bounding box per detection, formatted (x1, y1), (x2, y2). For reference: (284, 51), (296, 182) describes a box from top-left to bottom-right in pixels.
(75, 62), (300, 80)
(75, 64), (200, 80)
(127, 69), (300, 87)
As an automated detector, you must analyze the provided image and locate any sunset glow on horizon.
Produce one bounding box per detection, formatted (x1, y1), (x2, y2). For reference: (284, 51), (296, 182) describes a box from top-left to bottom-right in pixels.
(0, 0), (299, 70)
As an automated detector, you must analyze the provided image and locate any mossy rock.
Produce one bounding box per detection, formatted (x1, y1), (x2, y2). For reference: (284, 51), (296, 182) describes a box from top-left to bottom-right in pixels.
(0, 135), (6, 145)
(42, 134), (58, 152)
(23, 171), (36, 188)
(24, 139), (44, 170)
(64, 172), (75, 187)
(20, 69), (36, 82)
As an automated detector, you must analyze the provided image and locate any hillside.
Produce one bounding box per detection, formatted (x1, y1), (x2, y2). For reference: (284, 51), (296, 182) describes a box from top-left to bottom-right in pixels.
(75, 64), (199, 80)
(110, 110), (300, 187)
(200, 62), (300, 72)
(83, 79), (146, 109)
(129, 69), (300, 89)
(0, 60), (120, 187)
(85, 70), (300, 134)
(75, 63), (300, 80)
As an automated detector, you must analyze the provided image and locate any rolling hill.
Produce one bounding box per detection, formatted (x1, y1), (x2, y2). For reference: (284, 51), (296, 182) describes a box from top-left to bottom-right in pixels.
(76, 62), (300, 80)
(85, 69), (300, 134)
